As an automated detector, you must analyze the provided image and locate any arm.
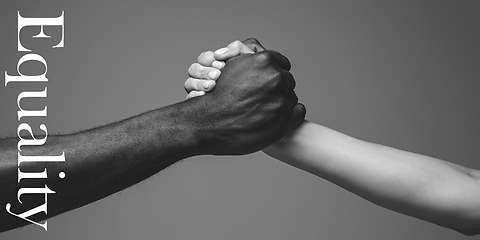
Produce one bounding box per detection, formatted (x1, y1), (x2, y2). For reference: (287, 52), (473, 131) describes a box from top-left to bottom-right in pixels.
(0, 102), (203, 232)
(265, 121), (480, 236)
(185, 39), (480, 235)
(0, 50), (305, 232)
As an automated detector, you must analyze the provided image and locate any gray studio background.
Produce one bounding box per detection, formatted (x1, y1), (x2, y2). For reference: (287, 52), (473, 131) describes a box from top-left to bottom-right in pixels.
(1, 0), (480, 239)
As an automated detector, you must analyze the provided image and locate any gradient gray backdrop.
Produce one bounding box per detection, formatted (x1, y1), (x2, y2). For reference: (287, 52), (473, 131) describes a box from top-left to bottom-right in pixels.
(1, 0), (480, 239)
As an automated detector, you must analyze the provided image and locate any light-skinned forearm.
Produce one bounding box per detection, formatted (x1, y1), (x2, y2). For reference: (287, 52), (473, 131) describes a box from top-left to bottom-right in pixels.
(264, 121), (480, 235)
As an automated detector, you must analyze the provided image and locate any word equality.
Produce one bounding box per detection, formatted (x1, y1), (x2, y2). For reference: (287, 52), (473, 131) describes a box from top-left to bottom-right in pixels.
(4, 11), (65, 231)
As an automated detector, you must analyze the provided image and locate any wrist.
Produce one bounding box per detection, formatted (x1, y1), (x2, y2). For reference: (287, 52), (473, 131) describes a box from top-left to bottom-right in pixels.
(157, 100), (208, 157)
(174, 96), (230, 156)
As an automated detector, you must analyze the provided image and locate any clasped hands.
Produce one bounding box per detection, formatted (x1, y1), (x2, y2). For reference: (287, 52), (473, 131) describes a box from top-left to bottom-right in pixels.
(183, 38), (305, 155)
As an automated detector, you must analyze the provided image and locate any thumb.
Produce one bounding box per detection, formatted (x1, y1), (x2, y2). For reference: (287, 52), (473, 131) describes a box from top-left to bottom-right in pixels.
(242, 38), (266, 52)
(214, 40), (255, 61)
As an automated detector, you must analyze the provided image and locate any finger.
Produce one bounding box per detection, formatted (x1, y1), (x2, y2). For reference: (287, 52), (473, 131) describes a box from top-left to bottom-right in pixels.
(282, 70), (296, 90)
(284, 88), (299, 107)
(269, 51), (292, 71)
(213, 40), (255, 61)
(188, 63), (221, 80)
(198, 51), (225, 69)
(254, 51), (292, 72)
(185, 90), (205, 100)
(197, 51), (216, 67)
(212, 60), (225, 69)
(184, 77), (216, 93)
(242, 38), (266, 52)
(286, 103), (306, 132)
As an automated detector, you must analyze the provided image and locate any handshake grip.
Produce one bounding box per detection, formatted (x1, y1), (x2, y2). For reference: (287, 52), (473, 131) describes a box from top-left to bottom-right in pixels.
(189, 49), (306, 155)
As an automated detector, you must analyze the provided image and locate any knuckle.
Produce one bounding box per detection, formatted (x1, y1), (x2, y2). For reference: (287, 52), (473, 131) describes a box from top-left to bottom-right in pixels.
(255, 51), (274, 64)
(264, 71), (283, 90)
(184, 79), (192, 91)
(297, 103), (306, 116)
(285, 72), (296, 89)
(282, 56), (292, 71)
(197, 51), (206, 62)
(197, 51), (214, 64)
(200, 68), (210, 79)
(278, 95), (288, 107)
(188, 63), (198, 75)
(271, 70), (283, 82)
(270, 69), (283, 80)
(189, 63), (211, 79)
(185, 78), (203, 92)
(229, 40), (242, 48)
(270, 96), (288, 115)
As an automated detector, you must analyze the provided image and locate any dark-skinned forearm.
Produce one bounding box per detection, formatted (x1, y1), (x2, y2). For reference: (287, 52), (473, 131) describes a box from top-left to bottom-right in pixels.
(0, 100), (203, 232)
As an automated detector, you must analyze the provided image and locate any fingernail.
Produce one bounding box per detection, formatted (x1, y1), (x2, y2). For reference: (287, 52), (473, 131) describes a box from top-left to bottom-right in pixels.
(208, 70), (220, 80)
(203, 81), (213, 89)
(214, 47), (228, 55)
(212, 61), (225, 69)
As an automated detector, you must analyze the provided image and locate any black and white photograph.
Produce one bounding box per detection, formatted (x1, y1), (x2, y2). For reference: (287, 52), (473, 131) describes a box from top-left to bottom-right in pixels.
(1, 1), (479, 239)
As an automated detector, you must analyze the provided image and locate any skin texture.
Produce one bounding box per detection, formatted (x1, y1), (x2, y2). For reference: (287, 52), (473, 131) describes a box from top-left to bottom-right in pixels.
(185, 38), (480, 236)
(0, 50), (305, 232)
